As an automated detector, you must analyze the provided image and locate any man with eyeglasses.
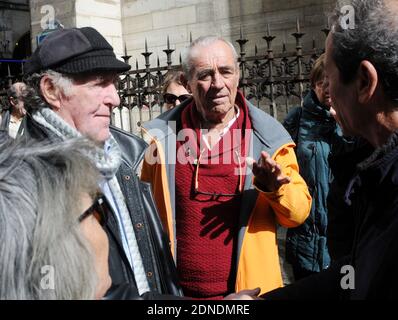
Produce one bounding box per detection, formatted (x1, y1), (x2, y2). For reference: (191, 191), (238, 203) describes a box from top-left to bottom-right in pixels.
(22, 27), (182, 299)
(141, 35), (311, 299)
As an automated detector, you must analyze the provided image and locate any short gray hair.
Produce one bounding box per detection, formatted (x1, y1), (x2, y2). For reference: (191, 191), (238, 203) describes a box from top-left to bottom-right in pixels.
(182, 36), (239, 80)
(23, 70), (74, 113)
(330, 0), (398, 103)
(0, 134), (100, 299)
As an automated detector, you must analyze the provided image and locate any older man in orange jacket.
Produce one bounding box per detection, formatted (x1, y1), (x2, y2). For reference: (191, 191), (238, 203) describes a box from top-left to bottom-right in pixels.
(141, 35), (311, 299)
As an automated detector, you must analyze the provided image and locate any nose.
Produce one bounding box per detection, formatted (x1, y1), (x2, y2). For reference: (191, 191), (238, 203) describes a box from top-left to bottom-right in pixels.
(211, 72), (224, 90)
(104, 83), (120, 110)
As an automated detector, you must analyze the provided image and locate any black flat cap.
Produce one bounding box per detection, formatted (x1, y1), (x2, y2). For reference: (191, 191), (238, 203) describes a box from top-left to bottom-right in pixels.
(25, 27), (131, 75)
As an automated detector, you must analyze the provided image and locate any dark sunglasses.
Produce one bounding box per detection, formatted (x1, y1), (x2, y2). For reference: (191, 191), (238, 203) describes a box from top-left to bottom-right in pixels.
(163, 93), (191, 105)
(78, 194), (110, 226)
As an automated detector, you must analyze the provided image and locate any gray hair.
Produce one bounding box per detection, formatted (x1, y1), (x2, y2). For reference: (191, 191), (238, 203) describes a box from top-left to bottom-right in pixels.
(0, 134), (100, 299)
(23, 70), (74, 113)
(7, 84), (19, 100)
(330, 0), (398, 103)
(6, 82), (26, 109)
(181, 36), (239, 80)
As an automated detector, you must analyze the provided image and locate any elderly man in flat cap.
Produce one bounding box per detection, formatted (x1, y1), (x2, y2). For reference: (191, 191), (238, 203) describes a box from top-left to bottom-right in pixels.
(22, 27), (182, 299)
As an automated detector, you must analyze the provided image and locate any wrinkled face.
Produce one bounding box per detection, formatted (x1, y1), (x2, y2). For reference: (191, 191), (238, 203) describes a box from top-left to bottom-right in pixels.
(79, 193), (111, 300)
(186, 40), (240, 124)
(57, 73), (120, 144)
(324, 35), (358, 136)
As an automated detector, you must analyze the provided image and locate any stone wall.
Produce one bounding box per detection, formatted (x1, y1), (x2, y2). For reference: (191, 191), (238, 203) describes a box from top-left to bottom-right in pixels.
(75, 0), (124, 56)
(0, 0), (30, 59)
(30, 0), (124, 56)
(26, 0), (338, 132)
(29, 0), (336, 65)
(30, 0), (76, 50)
(122, 0), (336, 69)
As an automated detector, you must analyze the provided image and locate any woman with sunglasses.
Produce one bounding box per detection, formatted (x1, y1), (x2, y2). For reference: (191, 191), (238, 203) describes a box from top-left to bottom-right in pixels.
(0, 134), (111, 299)
(162, 70), (191, 110)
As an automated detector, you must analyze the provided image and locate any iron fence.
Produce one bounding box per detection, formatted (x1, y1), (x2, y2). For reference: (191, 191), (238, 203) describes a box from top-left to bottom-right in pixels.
(0, 20), (330, 134)
(115, 21), (329, 135)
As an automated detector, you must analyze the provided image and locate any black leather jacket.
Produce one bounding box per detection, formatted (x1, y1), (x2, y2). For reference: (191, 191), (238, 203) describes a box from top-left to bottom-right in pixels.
(24, 114), (183, 299)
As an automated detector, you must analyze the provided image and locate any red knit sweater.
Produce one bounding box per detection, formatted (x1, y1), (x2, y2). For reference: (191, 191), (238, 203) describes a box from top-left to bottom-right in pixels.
(175, 94), (250, 299)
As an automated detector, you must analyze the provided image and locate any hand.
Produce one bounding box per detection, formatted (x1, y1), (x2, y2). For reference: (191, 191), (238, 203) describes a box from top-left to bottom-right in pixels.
(247, 151), (291, 192)
(224, 288), (262, 300)
(330, 107), (342, 126)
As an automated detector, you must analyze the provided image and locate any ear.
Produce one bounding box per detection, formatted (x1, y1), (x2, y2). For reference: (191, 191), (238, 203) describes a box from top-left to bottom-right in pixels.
(357, 60), (378, 104)
(40, 75), (62, 110)
(9, 97), (17, 107)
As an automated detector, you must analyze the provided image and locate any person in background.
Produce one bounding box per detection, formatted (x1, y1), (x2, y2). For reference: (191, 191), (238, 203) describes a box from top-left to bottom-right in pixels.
(162, 70), (191, 110)
(283, 54), (334, 280)
(0, 135), (111, 299)
(0, 82), (27, 138)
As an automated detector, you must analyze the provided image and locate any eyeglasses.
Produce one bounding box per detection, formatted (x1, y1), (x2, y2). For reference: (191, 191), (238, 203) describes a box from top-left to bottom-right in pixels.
(163, 93), (191, 105)
(78, 194), (110, 226)
(194, 149), (244, 200)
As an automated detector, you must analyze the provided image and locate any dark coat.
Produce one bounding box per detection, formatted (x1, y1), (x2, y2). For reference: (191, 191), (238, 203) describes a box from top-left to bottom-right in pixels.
(23, 114), (183, 299)
(327, 137), (373, 261)
(263, 131), (398, 299)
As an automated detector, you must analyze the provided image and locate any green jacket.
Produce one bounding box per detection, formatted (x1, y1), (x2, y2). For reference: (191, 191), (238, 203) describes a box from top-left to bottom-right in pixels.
(283, 90), (336, 272)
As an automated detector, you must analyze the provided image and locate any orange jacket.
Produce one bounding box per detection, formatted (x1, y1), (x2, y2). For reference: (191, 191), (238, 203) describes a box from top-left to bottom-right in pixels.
(141, 100), (311, 294)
